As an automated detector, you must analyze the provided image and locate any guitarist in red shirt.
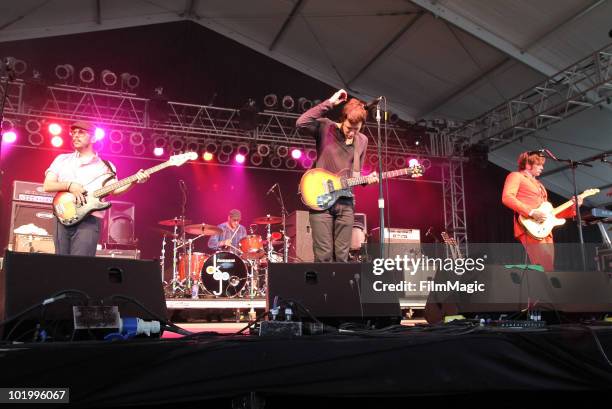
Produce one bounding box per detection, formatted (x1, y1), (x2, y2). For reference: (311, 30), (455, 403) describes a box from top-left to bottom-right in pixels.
(501, 151), (581, 270)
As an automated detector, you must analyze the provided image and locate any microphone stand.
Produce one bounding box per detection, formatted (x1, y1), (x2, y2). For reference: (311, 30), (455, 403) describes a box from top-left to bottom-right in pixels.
(375, 100), (385, 258)
(545, 150), (591, 271)
(0, 59), (16, 203)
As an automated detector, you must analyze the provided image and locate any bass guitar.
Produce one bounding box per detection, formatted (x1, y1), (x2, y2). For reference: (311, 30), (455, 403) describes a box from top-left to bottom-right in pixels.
(518, 188), (599, 239)
(299, 165), (423, 211)
(53, 152), (197, 226)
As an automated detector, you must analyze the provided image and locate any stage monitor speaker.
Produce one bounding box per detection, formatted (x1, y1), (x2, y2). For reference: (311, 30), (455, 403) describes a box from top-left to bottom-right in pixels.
(267, 262), (401, 326)
(287, 210), (314, 262)
(8, 201), (55, 252)
(424, 265), (612, 324)
(0, 251), (167, 340)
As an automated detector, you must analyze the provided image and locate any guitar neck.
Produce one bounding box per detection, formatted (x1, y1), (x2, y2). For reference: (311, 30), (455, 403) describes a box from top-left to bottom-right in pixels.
(93, 161), (171, 198)
(552, 191), (589, 216)
(346, 168), (412, 187)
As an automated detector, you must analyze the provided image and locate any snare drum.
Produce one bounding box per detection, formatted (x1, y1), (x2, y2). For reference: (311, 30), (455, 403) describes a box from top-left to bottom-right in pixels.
(239, 235), (265, 259)
(178, 252), (207, 282)
(201, 251), (248, 297)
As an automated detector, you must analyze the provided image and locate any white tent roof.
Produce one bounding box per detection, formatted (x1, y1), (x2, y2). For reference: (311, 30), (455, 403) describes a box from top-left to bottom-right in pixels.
(1, 0), (611, 206)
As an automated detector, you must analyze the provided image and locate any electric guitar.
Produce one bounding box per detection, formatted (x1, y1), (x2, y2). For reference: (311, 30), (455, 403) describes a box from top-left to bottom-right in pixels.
(441, 231), (462, 260)
(299, 165), (423, 211)
(518, 188), (599, 240)
(53, 152), (197, 226)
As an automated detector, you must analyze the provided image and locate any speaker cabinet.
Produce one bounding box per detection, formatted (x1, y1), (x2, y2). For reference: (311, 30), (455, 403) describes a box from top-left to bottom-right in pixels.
(102, 201), (136, 245)
(287, 210), (314, 262)
(0, 251), (167, 340)
(8, 201), (55, 252)
(267, 262), (401, 326)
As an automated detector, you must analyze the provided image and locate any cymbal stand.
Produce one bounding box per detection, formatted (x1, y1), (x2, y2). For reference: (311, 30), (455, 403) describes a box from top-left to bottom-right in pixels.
(160, 234), (167, 284)
(271, 185), (290, 262)
(171, 222), (181, 293)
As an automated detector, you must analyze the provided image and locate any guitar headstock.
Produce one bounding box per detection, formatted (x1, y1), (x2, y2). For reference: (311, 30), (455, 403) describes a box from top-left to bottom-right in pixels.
(169, 152), (198, 166)
(581, 188), (600, 198)
(409, 164), (424, 178)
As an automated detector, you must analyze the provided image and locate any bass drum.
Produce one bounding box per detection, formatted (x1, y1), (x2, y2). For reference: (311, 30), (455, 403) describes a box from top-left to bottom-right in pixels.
(201, 251), (248, 297)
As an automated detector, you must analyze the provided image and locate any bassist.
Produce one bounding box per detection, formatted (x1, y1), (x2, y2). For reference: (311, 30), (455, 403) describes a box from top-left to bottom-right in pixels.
(43, 121), (148, 256)
(296, 90), (377, 262)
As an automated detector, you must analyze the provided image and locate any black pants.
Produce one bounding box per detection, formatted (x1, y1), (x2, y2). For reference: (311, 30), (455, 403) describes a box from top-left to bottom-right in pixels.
(309, 200), (354, 262)
(54, 215), (101, 257)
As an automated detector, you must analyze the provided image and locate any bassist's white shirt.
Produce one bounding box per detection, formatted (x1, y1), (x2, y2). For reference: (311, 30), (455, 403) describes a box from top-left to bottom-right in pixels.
(45, 151), (117, 218)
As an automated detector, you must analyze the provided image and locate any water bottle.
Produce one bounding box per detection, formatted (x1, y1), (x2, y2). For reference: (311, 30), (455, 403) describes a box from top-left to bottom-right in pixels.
(285, 307), (293, 321)
(191, 282), (199, 299)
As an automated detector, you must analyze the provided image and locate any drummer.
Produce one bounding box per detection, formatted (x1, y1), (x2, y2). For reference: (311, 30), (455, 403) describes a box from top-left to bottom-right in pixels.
(208, 209), (247, 251)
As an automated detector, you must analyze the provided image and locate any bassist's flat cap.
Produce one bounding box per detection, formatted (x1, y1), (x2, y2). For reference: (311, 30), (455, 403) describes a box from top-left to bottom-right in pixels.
(70, 120), (96, 134)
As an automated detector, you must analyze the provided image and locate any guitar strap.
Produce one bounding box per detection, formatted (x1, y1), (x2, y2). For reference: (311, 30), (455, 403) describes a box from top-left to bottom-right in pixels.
(352, 135), (360, 178)
(100, 158), (117, 186)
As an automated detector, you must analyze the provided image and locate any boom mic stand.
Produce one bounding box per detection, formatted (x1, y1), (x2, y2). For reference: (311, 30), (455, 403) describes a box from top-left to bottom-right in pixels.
(272, 184), (289, 262)
(544, 149), (591, 271)
(375, 99), (385, 259)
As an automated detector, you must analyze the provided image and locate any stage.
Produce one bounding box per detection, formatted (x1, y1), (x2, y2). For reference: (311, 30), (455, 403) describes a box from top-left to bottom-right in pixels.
(1, 323), (611, 408)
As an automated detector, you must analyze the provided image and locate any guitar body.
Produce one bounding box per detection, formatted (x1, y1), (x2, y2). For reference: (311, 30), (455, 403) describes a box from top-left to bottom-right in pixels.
(299, 168), (352, 211)
(53, 192), (111, 226)
(518, 201), (566, 240)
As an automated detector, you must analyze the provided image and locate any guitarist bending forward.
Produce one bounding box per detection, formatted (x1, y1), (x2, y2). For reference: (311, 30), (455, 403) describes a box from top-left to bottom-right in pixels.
(296, 90), (377, 262)
(43, 121), (149, 256)
(502, 150), (581, 271)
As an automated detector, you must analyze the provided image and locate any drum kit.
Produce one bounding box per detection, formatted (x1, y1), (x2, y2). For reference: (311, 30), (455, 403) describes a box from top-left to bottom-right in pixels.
(157, 214), (289, 299)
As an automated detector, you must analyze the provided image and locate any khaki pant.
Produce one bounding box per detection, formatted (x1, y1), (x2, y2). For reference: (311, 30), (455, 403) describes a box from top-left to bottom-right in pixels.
(309, 200), (354, 262)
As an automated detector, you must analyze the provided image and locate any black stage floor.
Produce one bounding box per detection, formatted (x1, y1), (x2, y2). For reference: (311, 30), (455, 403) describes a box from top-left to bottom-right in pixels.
(2, 324), (612, 408)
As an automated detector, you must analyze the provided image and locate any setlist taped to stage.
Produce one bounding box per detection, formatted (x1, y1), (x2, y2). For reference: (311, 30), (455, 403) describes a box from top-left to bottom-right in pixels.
(0, 388), (69, 403)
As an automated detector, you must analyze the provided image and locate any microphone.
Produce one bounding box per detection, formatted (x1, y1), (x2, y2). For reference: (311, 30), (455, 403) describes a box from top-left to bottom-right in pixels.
(543, 149), (559, 160)
(363, 96), (383, 110)
(266, 183), (278, 196)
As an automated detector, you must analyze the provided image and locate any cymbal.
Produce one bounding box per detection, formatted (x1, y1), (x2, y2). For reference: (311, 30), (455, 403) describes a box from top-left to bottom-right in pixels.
(184, 223), (222, 236)
(158, 217), (191, 227)
(252, 215), (282, 225)
(150, 227), (178, 238)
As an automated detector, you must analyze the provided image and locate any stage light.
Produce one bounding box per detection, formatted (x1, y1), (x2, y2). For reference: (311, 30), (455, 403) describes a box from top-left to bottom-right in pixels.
(281, 95), (295, 111)
(101, 69), (117, 87)
(133, 144), (145, 156)
(389, 112), (399, 124)
(93, 127), (105, 141)
(109, 130), (123, 144)
(153, 147), (164, 157)
(25, 119), (41, 133)
(204, 139), (218, 154)
(79, 67), (95, 84)
(302, 158), (313, 169)
(263, 94), (278, 108)
(185, 138), (199, 152)
(285, 158), (297, 169)
(9, 57), (27, 76)
(51, 135), (63, 147)
(235, 153), (246, 164)
(152, 134), (167, 149)
(110, 142), (123, 154)
(394, 156), (406, 168)
(28, 132), (43, 146)
(48, 123), (62, 136)
(270, 156), (282, 168)
(202, 152), (214, 161)
(2, 131), (17, 143)
(221, 141), (234, 155)
(291, 148), (302, 159)
(257, 144), (270, 157)
(218, 152), (230, 164)
(250, 153), (263, 166)
(121, 73), (140, 90)
(236, 143), (250, 156)
(306, 149), (317, 161)
(276, 145), (288, 158)
(130, 132), (144, 146)
(408, 158), (420, 168)
(298, 97), (312, 112)
(170, 136), (184, 151)
(55, 64), (74, 80)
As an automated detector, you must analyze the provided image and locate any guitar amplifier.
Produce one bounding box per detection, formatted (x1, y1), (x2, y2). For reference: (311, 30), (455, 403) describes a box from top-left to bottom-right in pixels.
(12, 180), (55, 204)
(96, 248), (141, 259)
(370, 228), (430, 301)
